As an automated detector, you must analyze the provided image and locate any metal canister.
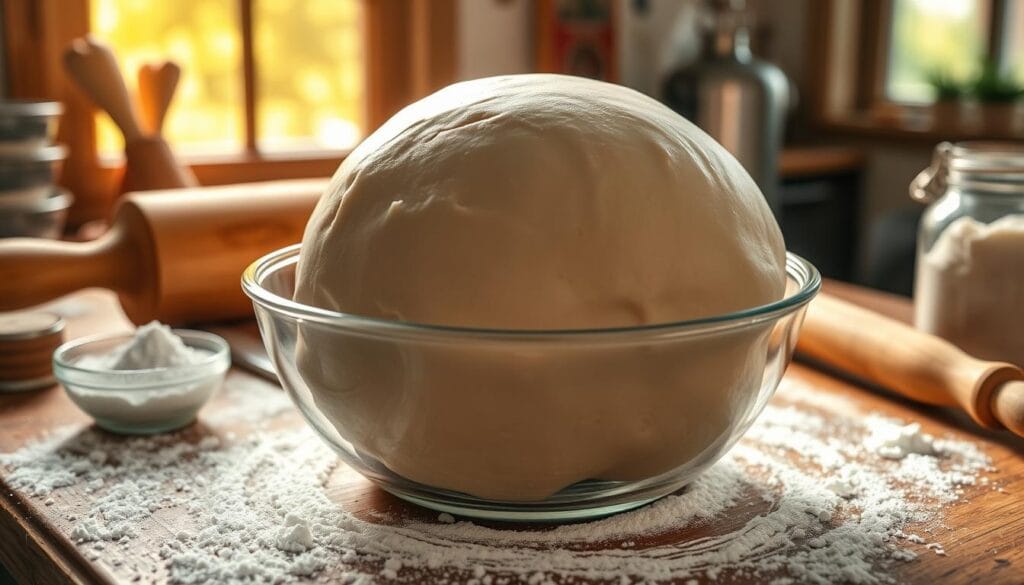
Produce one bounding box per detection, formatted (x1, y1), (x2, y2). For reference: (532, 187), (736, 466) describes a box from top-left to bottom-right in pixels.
(661, 0), (789, 218)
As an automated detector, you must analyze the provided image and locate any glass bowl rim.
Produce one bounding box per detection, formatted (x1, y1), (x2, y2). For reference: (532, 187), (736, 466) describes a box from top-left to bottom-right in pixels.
(53, 329), (230, 390)
(242, 244), (821, 340)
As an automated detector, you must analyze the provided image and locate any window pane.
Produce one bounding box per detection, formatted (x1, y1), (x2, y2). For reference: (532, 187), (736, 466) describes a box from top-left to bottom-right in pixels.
(254, 0), (364, 152)
(92, 0), (244, 156)
(886, 0), (989, 103)
(1008, 1), (1024, 84)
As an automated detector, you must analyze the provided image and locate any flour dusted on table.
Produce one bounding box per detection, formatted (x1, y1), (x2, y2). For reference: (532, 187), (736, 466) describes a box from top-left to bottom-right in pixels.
(0, 378), (999, 584)
(864, 421), (938, 460)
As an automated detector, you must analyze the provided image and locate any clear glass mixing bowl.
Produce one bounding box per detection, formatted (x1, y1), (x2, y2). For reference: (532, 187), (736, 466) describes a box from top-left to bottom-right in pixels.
(243, 244), (820, 521)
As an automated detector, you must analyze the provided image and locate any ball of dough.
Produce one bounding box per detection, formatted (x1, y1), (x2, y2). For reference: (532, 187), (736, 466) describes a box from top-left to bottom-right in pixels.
(296, 74), (784, 329)
(293, 74), (786, 501)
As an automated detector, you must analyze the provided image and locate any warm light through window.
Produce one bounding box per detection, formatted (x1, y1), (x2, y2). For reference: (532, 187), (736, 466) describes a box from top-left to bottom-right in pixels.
(92, 0), (244, 156)
(1009, 0), (1024, 84)
(90, 0), (364, 158)
(254, 0), (363, 153)
(886, 0), (988, 103)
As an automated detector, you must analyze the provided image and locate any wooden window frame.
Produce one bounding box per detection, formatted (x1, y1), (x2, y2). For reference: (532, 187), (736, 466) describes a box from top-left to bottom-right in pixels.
(808, 0), (1020, 143)
(1, 0), (457, 226)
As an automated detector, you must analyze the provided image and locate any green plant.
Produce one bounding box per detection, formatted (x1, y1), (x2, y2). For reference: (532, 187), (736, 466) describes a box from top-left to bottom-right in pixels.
(926, 70), (965, 101)
(971, 59), (1024, 103)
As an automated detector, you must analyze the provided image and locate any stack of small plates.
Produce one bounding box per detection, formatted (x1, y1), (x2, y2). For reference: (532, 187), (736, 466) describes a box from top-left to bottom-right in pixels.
(0, 100), (73, 238)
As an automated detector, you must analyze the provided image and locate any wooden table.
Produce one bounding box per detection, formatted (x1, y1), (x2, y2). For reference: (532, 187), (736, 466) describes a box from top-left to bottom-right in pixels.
(1, 283), (1022, 585)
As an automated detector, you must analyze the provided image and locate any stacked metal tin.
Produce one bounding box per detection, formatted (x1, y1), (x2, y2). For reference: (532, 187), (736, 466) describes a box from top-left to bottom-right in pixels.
(0, 100), (71, 238)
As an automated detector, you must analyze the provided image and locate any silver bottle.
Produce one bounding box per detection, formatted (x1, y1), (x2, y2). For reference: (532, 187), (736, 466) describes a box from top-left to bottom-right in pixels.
(662, 0), (789, 218)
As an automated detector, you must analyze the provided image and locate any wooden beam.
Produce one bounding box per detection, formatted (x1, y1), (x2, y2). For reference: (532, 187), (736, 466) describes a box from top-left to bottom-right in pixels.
(410, 0), (457, 97)
(805, 0), (834, 124)
(364, 0), (458, 131)
(364, 0), (412, 130)
(988, 0), (1010, 71)
(855, 0), (890, 110)
(239, 0), (258, 153)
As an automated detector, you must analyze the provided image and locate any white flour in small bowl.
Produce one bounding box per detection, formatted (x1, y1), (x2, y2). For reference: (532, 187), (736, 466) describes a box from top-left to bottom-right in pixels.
(76, 322), (206, 370)
(0, 378), (1003, 584)
(57, 322), (226, 433)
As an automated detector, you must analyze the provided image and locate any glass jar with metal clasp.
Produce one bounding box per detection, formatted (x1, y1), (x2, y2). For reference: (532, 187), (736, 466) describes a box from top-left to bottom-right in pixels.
(910, 141), (1024, 366)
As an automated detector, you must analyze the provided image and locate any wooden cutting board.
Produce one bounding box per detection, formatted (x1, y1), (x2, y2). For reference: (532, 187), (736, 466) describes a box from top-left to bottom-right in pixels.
(1, 284), (1022, 585)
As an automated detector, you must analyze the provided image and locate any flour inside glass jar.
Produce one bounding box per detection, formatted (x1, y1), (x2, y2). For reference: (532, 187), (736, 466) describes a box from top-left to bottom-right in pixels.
(915, 214), (1024, 366)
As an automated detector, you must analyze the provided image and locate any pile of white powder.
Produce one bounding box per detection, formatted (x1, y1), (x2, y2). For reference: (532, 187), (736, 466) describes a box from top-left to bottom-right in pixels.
(0, 378), (1001, 584)
(65, 322), (222, 430)
(77, 322), (205, 371)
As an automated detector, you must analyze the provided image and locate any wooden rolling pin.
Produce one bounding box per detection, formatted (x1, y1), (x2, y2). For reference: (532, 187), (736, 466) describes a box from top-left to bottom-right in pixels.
(0, 179), (326, 325)
(799, 293), (1024, 437)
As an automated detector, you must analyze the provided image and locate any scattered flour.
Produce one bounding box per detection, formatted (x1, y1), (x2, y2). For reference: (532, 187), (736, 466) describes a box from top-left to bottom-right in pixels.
(865, 421), (938, 460)
(0, 379), (997, 585)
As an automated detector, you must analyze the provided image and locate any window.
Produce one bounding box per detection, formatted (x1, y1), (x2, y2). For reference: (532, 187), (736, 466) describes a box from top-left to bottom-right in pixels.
(811, 0), (1024, 138)
(92, 0), (364, 157)
(2, 0), (456, 226)
(885, 0), (991, 103)
(1006, 0), (1024, 81)
(885, 0), (1024, 104)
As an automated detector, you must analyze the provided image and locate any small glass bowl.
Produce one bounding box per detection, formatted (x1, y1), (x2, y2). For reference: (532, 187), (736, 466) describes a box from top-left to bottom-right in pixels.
(243, 244), (820, 522)
(52, 330), (230, 435)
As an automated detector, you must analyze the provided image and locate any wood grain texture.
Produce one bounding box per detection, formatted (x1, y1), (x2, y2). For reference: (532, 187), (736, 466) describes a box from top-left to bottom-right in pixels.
(0, 179), (326, 324)
(364, 0), (459, 131)
(1, 285), (1022, 584)
(801, 293), (1024, 432)
(778, 147), (865, 179)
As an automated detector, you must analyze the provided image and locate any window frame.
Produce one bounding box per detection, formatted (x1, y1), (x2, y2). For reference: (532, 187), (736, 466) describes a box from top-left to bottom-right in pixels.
(1, 0), (457, 226)
(808, 0), (1021, 142)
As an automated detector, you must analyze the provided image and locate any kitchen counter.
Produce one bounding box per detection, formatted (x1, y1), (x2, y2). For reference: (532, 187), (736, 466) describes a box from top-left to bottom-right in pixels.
(1, 282), (1022, 584)
(780, 147), (865, 179)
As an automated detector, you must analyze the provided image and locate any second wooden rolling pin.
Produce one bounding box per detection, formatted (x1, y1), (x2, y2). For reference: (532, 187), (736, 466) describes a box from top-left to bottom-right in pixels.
(0, 179), (326, 325)
(798, 293), (1024, 438)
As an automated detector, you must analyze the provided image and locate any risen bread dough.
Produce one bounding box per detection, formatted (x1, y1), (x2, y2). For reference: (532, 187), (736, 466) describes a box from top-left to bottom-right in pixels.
(295, 74), (786, 500)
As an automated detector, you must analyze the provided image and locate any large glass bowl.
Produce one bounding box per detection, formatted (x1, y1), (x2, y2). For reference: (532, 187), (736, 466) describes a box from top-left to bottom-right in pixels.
(243, 244), (820, 521)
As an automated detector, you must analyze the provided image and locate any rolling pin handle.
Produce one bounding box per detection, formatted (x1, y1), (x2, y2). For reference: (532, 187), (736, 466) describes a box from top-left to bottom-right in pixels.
(993, 381), (1024, 437)
(798, 292), (1024, 438)
(970, 364), (1024, 430)
(0, 236), (123, 311)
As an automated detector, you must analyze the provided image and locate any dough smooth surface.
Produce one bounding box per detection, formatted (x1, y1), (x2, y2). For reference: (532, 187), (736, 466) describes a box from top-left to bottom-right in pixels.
(294, 74), (786, 500)
(296, 74), (784, 329)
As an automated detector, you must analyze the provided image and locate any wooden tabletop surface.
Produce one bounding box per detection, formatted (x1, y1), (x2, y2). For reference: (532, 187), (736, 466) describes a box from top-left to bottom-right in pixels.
(1, 282), (1022, 585)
